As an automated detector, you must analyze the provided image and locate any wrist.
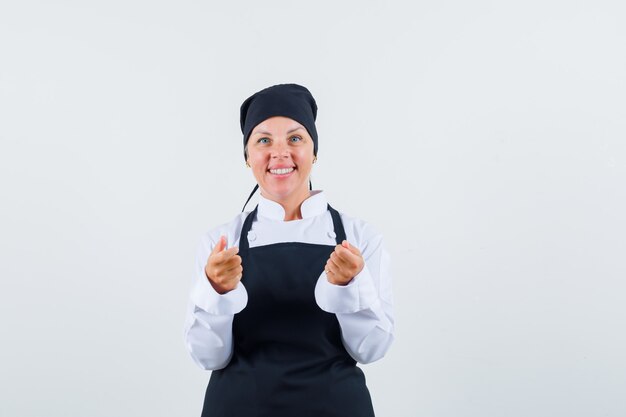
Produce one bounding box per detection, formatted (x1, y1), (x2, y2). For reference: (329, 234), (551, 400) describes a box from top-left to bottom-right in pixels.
(327, 275), (352, 286)
(205, 270), (230, 295)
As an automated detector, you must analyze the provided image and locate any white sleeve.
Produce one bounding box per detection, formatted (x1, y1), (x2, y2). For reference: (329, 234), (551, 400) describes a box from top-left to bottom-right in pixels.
(183, 234), (248, 370)
(314, 227), (395, 364)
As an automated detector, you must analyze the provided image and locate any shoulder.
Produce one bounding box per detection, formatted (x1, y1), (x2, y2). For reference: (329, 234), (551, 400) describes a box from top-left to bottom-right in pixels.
(198, 210), (253, 251)
(334, 207), (384, 255)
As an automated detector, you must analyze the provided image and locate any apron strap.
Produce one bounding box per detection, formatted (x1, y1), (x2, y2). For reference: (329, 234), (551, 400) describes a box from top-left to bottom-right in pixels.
(327, 204), (347, 244)
(238, 204), (258, 253)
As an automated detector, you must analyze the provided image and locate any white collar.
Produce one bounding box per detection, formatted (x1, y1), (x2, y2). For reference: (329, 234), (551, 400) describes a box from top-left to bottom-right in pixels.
(257, 190), (327, 221)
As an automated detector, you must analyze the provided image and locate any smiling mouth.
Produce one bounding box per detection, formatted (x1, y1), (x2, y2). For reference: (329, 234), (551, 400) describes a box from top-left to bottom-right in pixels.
(268, 167), (295, 175)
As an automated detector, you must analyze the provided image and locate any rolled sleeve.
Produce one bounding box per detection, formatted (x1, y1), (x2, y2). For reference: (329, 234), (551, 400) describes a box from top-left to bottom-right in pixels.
(314, 263), (379, 314)
(191, 271), (248, 316)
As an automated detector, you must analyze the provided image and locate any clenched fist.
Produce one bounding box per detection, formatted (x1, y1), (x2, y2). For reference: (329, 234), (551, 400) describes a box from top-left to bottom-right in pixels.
(205, 235), (243, 294)
(324, 240), (364, 286)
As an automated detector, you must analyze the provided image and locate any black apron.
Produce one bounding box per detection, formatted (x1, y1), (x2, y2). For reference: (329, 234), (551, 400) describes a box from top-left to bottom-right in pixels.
(201, 204), (376, 417)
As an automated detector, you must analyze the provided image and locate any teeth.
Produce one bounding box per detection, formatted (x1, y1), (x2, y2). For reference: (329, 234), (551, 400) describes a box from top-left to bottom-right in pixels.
(269, 167), (294, 175)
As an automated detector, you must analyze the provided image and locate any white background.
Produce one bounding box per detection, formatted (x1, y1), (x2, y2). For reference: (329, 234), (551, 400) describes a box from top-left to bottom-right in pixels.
(1, 1), (625, 416)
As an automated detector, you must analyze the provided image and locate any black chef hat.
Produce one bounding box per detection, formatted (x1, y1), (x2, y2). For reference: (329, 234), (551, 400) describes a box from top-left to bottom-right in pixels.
(240, 83), (318, 161)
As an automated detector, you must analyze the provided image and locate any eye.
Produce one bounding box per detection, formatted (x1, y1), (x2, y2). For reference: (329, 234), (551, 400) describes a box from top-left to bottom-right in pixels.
(257, 137), (270, 144)
(290, 135), (303, 142)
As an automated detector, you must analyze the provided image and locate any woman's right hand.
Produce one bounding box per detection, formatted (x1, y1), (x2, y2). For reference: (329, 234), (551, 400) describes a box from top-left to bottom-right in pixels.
(204, 235), (243, 294)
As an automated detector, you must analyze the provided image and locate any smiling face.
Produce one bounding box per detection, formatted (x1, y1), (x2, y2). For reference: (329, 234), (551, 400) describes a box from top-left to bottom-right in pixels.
(246, 116), (315, 206)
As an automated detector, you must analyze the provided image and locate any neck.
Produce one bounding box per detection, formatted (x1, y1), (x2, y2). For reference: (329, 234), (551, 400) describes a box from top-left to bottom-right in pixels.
(261, 188), (311, 221)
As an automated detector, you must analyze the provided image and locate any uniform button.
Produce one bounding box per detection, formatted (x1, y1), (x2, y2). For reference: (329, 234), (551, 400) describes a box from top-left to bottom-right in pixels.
(327, 231), (336, 239)
(247, 232), (256, 241)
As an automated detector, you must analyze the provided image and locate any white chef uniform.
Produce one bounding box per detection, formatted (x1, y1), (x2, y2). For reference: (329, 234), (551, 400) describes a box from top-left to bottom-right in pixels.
(183, 190), (395, 370)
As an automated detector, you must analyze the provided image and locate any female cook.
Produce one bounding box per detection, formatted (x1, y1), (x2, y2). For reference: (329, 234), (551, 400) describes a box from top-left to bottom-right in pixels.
(183, 83), (395, 417)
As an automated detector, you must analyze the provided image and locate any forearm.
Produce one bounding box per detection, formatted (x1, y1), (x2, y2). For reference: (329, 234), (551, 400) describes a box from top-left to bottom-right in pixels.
(183, 237), (248, 370)
(184, 307), (236, 370)
(314, 259), (395, 364)
(336, 303), (395, 364)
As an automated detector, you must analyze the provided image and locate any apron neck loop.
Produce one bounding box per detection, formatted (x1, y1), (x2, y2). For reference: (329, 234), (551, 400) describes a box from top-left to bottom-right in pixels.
(242, 180), (313, 213)
(242, 184), (259, 212)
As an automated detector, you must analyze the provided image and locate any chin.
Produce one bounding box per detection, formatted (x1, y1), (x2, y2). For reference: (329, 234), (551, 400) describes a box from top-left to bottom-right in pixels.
(263, 184), (309, 201)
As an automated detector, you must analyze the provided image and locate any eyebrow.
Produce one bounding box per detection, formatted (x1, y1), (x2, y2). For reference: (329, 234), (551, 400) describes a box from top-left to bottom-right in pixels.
(251, 127), (304, 136)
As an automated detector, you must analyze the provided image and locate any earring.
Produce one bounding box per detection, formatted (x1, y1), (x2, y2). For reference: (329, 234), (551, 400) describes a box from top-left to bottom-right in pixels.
(313, 156), (317, 164)
(246, 160), (251, 168)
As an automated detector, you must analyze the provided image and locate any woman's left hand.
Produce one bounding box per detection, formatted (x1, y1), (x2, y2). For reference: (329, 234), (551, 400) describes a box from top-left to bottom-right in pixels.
(324, 240), (364, 286)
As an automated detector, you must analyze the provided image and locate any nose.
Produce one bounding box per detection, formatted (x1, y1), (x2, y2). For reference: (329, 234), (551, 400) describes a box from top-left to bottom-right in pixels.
(270, 141), (290, 158)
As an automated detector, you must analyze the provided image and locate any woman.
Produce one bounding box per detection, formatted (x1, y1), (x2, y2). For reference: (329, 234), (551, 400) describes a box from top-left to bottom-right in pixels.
(183, 83), (395, 417)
